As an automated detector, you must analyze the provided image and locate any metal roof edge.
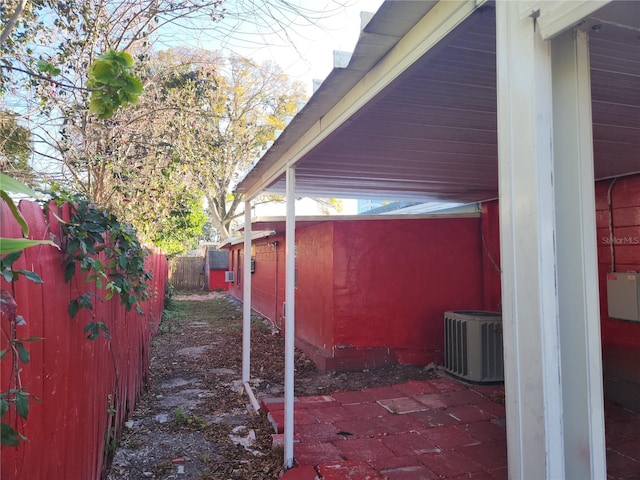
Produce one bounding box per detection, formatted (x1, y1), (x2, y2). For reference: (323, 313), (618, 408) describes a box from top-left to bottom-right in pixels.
(379, 202), (482, 215)
(218, 230), (277, 249)
(253, 212), (481, 223)
(237, 211), (482, 233)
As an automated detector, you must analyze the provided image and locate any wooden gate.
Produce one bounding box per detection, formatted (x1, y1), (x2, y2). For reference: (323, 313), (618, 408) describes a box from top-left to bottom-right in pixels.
(169, 256), (205, 290)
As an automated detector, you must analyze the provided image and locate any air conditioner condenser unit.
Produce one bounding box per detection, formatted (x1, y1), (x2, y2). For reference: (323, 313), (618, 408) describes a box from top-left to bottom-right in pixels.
(444, 310), (503, 383)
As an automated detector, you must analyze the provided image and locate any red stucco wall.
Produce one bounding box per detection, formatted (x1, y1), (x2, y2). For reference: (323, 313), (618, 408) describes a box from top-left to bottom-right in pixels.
(480, 201), (501, 312)
(227, 183), (639, 383)
(478, 175), (640, 410)
(479, 176), (640, 352)
(596, 175), (640, 347)
(252, 235), (287, 326)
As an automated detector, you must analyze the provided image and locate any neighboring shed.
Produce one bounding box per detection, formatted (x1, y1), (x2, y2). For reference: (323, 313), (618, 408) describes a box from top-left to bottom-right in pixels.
(205, 245), (230, 291)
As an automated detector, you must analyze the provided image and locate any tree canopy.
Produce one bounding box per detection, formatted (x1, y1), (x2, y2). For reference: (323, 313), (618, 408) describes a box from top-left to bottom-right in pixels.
(159, 50), (306, 239)
(1, 0), (348, 252)
(0, 110), (32, 184)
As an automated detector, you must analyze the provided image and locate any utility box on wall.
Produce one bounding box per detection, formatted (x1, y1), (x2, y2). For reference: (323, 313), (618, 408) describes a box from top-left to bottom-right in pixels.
(607, 272), (640, 322)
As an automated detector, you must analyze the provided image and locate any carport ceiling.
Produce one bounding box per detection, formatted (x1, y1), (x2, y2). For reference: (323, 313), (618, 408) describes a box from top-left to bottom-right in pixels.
(236, 1), (640, 203)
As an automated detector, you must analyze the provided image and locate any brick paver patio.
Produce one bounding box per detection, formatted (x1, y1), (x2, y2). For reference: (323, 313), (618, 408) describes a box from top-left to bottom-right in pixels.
(261, 376), (640, 479)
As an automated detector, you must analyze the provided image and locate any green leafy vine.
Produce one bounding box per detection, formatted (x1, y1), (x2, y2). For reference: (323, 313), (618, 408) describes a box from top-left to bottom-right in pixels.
(46, 190), (153, 339)
(0, 264), (43, 447)
(1, 173), (52, 446)
(87, 50), (143, 119)
(1, 46), (145, 446)
(1, 178), (154, 446)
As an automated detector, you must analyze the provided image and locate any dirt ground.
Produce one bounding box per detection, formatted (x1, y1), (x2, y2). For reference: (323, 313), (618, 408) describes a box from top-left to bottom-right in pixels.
(107, 292), (438, 480)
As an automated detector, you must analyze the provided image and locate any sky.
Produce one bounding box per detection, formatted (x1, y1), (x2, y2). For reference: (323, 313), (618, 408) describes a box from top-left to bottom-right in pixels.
(158, 0), (385, 94)
(158, 0), (386, 215)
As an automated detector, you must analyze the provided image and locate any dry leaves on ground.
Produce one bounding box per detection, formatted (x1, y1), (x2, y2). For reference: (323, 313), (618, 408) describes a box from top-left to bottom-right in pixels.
(107, 292), (437, 479)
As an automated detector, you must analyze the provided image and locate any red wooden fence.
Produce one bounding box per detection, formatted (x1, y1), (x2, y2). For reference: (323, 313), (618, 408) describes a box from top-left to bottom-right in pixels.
(1, 200), (167, 479)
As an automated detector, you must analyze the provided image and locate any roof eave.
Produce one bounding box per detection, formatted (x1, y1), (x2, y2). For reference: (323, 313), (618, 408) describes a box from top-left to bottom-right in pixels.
(234, 0), (440, 199)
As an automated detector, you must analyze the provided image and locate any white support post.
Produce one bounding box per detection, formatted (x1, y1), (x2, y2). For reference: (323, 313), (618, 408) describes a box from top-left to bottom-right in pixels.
(242, 201), (252, 385)
(552, 29), (606, 479)
(496, 3), (564, 479)
(284, 166), (296, 469)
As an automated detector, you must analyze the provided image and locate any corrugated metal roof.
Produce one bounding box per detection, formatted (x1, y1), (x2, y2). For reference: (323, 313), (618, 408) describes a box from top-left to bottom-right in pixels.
(235, 1), (640, 204)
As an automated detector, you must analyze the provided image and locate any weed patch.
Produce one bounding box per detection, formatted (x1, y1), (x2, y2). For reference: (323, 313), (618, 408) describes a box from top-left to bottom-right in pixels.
(163, 298), (242, 331)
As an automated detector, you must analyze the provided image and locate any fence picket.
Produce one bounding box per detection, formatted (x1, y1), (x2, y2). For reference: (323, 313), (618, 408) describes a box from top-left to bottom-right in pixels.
(0, 200), (167, 480)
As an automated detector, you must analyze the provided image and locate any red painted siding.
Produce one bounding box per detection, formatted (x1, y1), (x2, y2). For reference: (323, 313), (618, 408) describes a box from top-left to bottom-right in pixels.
(227, 234), (287, 327)
(479, 176), (640, 350)
(596, 175), (640, 348)
(296, 223), (335, 354)
(595, 175), (640, 410)
(1, 200), (167, 479)
(209, 269), (229, 291)
(329, 218), (483, 368)
(252, 236), (286, 328)
(228, 178), (640, 387)
(228, 217), (485, 371)
(480, 201), (501, 312)
(228, 251), (240, 297)
(479, 175), (640, 410)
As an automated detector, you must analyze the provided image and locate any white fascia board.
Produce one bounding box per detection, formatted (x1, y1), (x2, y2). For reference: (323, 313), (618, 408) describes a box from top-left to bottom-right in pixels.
(218, 230), (276, 248)
(523, 0), (612, 40)
(240, 0), (479, 201)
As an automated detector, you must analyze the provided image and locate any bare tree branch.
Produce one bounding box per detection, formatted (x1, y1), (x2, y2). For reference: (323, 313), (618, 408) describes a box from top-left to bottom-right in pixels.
(0, 0), (28, 48)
